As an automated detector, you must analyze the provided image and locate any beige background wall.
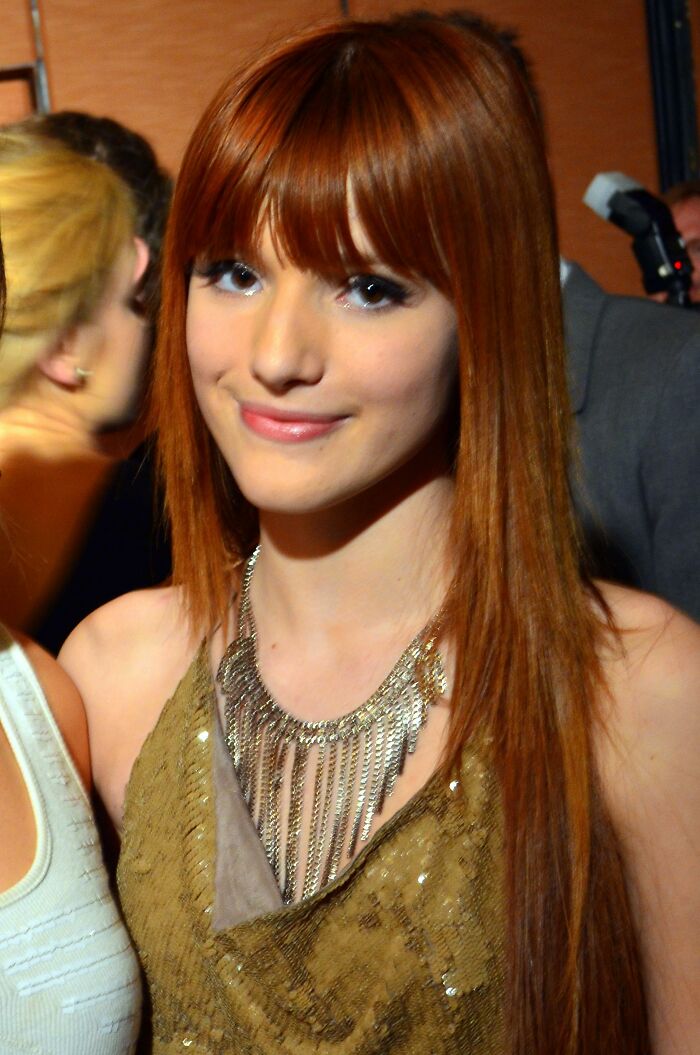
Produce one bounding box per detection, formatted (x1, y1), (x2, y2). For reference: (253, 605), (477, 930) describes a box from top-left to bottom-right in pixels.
(1, 0), (697, 295)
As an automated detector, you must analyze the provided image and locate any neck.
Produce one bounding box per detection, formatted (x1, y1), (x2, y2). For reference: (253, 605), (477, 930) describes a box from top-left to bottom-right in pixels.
(0, 396), (98, 458)
(253, 461), (454, 650)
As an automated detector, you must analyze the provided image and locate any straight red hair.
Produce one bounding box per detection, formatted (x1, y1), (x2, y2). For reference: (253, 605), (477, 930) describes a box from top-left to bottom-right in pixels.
(152, 14), (648, 1052)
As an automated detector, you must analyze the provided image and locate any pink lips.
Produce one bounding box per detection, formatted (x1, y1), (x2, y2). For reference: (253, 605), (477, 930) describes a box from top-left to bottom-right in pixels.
(240, 403), (345, 443)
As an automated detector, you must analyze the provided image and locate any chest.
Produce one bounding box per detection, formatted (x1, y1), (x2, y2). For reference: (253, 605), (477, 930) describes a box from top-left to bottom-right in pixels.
(117, 662), (506, 1052)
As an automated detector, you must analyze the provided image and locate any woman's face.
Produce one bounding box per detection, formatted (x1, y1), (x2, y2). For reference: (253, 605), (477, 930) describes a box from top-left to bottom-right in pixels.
(186, 223), (458, 518)
(77, 240), (150, 430)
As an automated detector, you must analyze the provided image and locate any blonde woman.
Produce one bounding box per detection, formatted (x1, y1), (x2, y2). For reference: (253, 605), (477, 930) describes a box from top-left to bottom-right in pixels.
(0, 232), (142, 1050)
(0, 131), (149, 631)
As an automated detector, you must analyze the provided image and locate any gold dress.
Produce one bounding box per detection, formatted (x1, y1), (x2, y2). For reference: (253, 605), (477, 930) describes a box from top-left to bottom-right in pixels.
(117, 645), (506, 1054)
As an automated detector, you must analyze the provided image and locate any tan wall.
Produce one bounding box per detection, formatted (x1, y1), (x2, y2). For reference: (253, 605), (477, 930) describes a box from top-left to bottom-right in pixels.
(354, 0), (660, 295)
(0, 0), (697, 295)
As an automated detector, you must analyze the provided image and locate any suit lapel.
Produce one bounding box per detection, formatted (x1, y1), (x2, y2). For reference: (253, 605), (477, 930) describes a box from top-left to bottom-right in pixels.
(562, 261), (608, 414)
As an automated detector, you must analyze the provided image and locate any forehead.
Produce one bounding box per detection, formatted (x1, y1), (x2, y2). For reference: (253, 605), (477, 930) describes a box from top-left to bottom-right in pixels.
(672, 196), (700, 237)
(345, 207), (384, 262)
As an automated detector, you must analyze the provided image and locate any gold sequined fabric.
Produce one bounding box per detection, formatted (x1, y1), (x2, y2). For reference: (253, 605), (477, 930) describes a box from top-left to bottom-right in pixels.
(117, 645), (506, 1054)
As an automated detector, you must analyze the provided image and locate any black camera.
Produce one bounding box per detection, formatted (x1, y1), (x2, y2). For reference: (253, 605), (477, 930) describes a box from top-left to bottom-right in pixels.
(584, 172), (694, 308)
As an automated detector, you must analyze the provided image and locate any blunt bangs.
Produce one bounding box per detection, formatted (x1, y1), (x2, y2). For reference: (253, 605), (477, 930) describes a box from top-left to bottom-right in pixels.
(171, 21), (496, 294)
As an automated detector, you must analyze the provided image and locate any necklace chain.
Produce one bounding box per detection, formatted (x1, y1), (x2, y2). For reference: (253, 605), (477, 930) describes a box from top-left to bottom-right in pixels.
(217, 545), (447, 903)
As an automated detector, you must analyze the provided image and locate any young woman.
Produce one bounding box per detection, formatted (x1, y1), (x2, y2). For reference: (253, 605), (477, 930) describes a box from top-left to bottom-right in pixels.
(0, 231), (142, 1051)
(60, 13), (700, 1054)
(0, 131), (149, 631)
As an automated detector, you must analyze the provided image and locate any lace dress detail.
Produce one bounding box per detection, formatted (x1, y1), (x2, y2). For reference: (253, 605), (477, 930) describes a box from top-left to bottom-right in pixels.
(0, 628), (141, 1054)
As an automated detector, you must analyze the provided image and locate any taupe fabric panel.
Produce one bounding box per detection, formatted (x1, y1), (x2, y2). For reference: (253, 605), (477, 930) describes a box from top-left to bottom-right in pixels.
(211, 702), (282, 931)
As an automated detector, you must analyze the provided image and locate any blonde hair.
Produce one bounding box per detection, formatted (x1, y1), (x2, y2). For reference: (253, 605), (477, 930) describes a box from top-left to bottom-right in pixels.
(0, 130), (135, 398)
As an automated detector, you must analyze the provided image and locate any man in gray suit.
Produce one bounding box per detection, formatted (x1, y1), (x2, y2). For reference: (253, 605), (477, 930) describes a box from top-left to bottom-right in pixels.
(563, 259), (700, 621)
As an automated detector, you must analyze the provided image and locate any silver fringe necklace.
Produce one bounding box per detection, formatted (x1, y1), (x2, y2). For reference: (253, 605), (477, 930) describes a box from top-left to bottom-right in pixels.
(216, 545), (447, 904)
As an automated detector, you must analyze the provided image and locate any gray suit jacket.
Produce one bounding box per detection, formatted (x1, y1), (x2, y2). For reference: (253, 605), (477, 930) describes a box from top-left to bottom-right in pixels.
(563, 261), (700, 622)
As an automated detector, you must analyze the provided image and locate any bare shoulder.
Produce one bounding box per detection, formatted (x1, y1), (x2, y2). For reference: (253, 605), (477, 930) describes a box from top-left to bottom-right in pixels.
(595, 583), (700, 1053)
(598, 582), (700, 728)
(60, 584), (198, 692)
(59, 585), (203, 830)
(14, 631), (91, 790)
(596, 581), (700, 817)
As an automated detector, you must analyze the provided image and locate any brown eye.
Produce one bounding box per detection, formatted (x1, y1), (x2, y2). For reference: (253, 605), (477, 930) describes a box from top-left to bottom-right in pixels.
(344, 274), (409, 310)
(232, 265), (258, 290)
(195, 260), (263, 296)
(362, 280), (388, 304)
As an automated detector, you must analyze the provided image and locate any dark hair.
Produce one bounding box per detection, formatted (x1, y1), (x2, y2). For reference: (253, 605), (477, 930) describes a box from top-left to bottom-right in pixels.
(24, 111), (172, 319)
(418, 8), (545, 126)
(663, 178), (700, 207)
(153, 13), (648, 1053)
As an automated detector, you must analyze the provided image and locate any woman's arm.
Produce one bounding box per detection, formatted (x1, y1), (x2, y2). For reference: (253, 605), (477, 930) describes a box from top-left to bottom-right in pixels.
(58, 585), (199, 831)
(597, 586), (700, 1055)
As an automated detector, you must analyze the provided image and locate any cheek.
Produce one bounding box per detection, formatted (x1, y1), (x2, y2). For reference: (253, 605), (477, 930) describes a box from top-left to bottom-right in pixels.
(111, 321), (146, 385)
(185, 309), (211, 380)
(185, 303), (234, 385)
(124, 313), (148, 360)
(368, 333), (458, 426)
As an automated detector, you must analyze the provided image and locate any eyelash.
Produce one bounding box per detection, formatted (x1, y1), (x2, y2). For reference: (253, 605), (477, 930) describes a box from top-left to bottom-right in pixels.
(193, 260), (411, 310)
(195, 260), (259, 293)
(341, 274), (409, 310)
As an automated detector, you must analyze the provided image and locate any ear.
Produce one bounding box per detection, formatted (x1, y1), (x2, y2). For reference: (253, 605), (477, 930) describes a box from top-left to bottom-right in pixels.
(36, 328), (85, 389)
(133, 237), (150, 285)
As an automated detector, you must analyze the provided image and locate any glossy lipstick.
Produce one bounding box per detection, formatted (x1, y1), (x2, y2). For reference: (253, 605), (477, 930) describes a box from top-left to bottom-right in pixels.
(239, 403), (346, 443)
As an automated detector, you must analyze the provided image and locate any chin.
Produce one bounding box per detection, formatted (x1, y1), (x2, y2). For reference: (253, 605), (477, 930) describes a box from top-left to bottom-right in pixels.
(234, 466), (368, 519)
(237, 486), (341, 518)
(96, 397), (143, 434)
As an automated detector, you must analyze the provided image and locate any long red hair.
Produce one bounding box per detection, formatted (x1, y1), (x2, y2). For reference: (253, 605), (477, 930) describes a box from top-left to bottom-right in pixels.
(152, 14), (648, 1053)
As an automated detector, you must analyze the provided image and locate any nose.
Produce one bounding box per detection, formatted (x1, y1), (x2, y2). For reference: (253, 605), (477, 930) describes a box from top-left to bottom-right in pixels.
(250, 278), (325, 393)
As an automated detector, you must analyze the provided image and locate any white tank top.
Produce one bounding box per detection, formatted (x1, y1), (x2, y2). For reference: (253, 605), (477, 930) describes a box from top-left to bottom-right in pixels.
(0, 630), (141, 1054)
